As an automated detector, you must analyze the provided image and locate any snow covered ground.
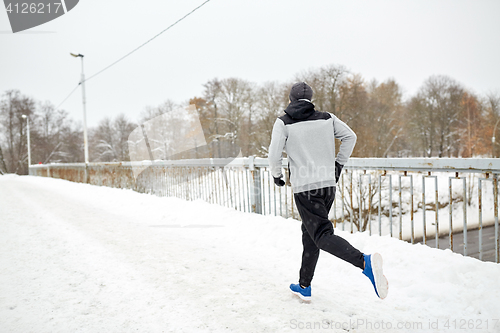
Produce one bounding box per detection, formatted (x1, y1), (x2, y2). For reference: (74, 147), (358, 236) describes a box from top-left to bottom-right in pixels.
(1, 175), (499, 333)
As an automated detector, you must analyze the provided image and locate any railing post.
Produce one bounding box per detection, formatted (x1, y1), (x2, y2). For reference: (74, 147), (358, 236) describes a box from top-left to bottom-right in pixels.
(378, 172), (393, 237)
(249, 156), (262, 214)
(341, 173), (345, 231)
(399, 172), (413, 242)
(494, 174), (499, 263)
(449, 173), (468, 255)
(350, 171), (354, 233)
(85, 163), (89, 184)
(422, 174), (439, 247)
(360, 171), (372, 235)
(478, 175), (492, 261)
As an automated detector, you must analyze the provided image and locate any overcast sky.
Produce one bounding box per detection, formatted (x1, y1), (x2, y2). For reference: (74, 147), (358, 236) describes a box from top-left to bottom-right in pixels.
(1, 0), (499, 128)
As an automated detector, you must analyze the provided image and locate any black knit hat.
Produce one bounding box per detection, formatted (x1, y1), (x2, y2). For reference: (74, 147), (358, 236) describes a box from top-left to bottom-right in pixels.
(289, 82), (313, 102)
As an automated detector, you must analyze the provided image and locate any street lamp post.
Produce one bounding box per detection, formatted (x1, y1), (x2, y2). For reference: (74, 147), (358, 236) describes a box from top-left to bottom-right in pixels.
(21, 114), (31, 170)
(70, 53), (89, 182)
(492, 118), (500, 158)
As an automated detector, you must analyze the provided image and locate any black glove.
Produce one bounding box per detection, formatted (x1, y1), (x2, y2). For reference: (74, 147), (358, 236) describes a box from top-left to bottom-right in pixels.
(273, 176), (285, 187)
(335, 161), (343, 183)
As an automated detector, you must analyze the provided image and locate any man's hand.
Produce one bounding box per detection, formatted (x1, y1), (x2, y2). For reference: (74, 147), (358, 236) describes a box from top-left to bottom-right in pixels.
(273, 176), (285, 187)
(335, 161), (343, 183)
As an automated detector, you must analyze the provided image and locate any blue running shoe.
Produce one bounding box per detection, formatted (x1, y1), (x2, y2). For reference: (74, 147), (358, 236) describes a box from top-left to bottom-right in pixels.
(290, 283), (311, 301)
(362, 253), (389, 299)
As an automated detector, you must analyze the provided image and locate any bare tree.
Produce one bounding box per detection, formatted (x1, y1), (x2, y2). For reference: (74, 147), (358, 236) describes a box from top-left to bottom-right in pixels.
(407, 76), (464, 157)
(406, 93), (431, 157)
(366, 79), (404, 157)
(31, 101), (76, 164)
(91, 114), (136, 162)
(200, 78), (254, 156)
(0, 145), (7, 174)
(216, 78), (254, 155)
(254, 81), (289, 156)
(295, 64), (349, 116)
(486, 92), (500, 157)
(0, 90), (35, 174)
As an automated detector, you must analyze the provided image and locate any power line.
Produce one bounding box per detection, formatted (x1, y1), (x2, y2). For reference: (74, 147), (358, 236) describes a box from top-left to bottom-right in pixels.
(55, 0), (212, 110)
(55, 84), (79, 109)
(84, 0), (211, 83)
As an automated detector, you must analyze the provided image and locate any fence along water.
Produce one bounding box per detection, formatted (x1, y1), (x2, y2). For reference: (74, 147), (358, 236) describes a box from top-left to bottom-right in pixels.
(30, 157), (500, 263)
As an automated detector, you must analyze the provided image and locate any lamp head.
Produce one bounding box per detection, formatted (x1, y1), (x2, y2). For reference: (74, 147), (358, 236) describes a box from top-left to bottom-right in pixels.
(70, 53), (84, 57)
(22, 115), (27, 119)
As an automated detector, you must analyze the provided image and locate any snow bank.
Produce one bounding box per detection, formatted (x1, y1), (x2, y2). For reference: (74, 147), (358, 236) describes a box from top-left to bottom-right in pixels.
(1, 175), (499, 332)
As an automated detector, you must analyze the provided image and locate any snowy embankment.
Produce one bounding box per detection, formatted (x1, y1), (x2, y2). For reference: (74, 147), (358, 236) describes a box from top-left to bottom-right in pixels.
(1, 175), (499, 333)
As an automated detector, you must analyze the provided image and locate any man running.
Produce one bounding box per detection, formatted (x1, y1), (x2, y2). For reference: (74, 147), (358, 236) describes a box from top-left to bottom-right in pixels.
(268, 82), (388, 301)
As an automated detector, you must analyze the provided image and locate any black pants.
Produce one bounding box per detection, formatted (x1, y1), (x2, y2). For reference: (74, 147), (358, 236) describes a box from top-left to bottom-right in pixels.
(294, 186), (365, 287)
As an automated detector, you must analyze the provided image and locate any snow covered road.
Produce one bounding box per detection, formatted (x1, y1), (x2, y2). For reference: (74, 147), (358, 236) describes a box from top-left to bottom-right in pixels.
(1, 175), (499, 333)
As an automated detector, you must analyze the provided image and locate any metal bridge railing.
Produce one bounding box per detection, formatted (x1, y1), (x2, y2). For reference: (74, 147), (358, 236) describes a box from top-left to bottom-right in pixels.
(30, 157), (500, 263)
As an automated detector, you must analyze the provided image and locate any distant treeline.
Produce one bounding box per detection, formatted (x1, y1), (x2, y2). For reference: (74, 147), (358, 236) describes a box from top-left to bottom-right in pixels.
(1, 64), (499, 175)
